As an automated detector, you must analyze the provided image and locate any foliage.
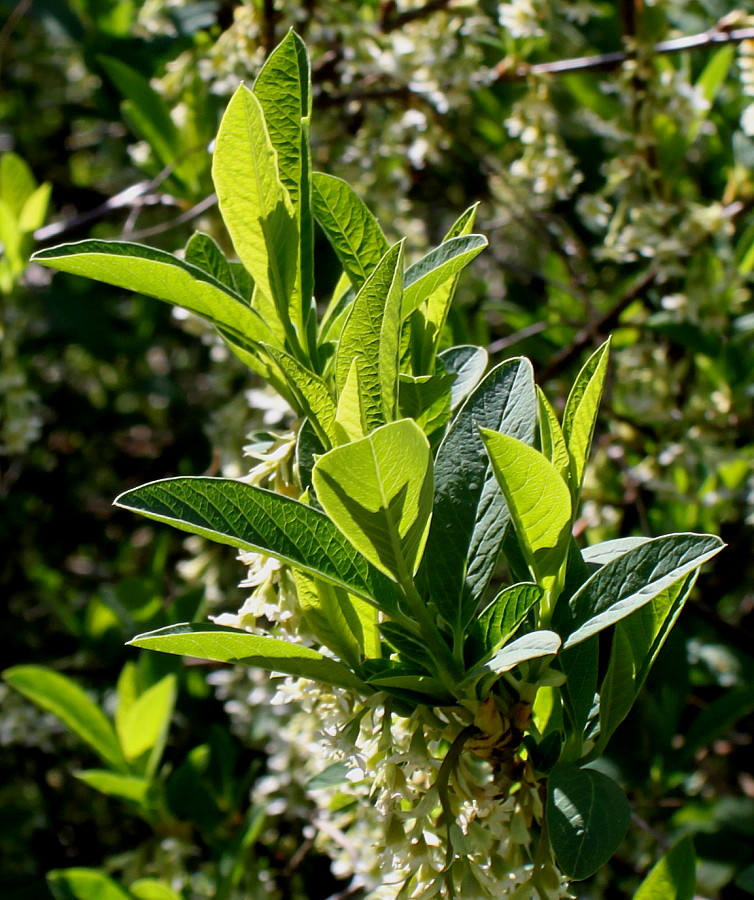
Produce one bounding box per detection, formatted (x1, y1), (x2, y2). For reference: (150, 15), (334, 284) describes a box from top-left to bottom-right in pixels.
(25, 33), (726, 899)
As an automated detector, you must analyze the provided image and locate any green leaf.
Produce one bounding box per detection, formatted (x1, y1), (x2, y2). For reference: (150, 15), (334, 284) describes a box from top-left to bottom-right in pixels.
(398, 370), (454, 436)
(130, 881), (183, 900)
(2, 666), (126, 771)
(115, 674), (176, 773)
(261, 343), (337, 446)
(212, 84), (300, 343)
(537, 386), (570, 481)
(481, 430), (572, 592)
(421, 358), (537, 627)
(484, 630), (561, 674)
(311, 172), (389, 289)
(401, 234), (488, 317)
(293, 569), (363, 668)
(547, 765), (631, 880)
(334, 357), (366, 443)
(115, 477), (402, 614)
(254, 30), (314, 342)
(438, 345), (488, 411)
(634, 836), (697, 900)
(678, 686), (754, 764)
(598, 572), (697, 750)
(128, 623), (367, 691)
(335, 241), (404, 431)
(18, 182), (51, 232)
(185, 231), (236, 290)
(312, 419), (433, 583)
(562, 339), (610, 497)
(31, 241), (272, 359)
(558, 534), (724, 648)
(47, 868), (132, 900)
(0, 151), (36, 215)
(478, 582), (544, 653)
(581, 536), (651, 566)
(412, 204), (479, 369)
(75, 770), (152, 806)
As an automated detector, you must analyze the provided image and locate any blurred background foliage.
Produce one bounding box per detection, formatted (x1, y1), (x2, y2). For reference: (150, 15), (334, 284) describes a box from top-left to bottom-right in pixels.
(1, 0), (753, 897)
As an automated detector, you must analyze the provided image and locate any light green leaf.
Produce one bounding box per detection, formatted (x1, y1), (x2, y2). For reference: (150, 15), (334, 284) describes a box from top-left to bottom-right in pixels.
(184, 232), (235, 290)
(0, 151), (36, 215)
(547, 765), (631, 880)
(115, 477), (402, 614)
(598, 572), (696, 749)
(312, 419), (433, 582)
(398, 370), (454, 436)
(335, 241), (404, 430)
(47, 868), (132, 900)
(478, 582), (544, 653)
(2, 665), (126, 771)
(438, 345), (488, 411)
(559, 534), (724, 648)
(481, 430), (573, 591)
(562, 339), (610, 497)
(115, 674), (176, 773)
(334, 357), (366, 443)
(129, 623), (367, 691)
(261, 343), (337, 446)
(31, 241), (272, 356)
(485, 630), (561, 674)
(254, 30), (314, 339)
(634, 837), (697, 900)
(421, 358), (537, 627)
(413, 204), (479, 369)
(19, 182), (51, 233)
(212, 84), (299, 340)
(537, 386), (570, 481)
(293, 569), (363, 668)
(311, 172), (389, 289)
(401, 234), (488, 317)
(581, 536), (651, 566)
(130, 881), (183, 900)
(75, 770), (151, 806)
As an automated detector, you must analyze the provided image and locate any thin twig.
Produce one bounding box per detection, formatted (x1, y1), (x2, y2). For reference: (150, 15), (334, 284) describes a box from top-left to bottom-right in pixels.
(497, 24), (754, 80)
(540, 265), (658, 381)
(0, 0), (33, 73)
(381, 0), (454, 33)
(487, 321), (549, 355)
(121, 192), (217, 240)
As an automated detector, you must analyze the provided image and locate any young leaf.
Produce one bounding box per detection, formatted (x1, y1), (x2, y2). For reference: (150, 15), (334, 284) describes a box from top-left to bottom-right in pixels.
(558, 533), (724, 648)
(254, 30), (314, 340)
(634, 836), (697, 900)
(478, 582), (544, 653)
(401, 234), (488, 317)
(115, 674), (177, 774)
(537, 386), (570, 481)
(128, 623), (368, 692)
(484, 630), (561, 675)
(48, 868), (132, 900)
(75, 770), (152, 806)
(261, 342), (338, 446)
(293, 570), (365, 668)
(547, 764), (631, 880)
(597, 572), (696, 750)
(398, 370), (454, 437)
(212, 84), (300, 344)
(480, 430), (573, 593)
(335, 241), (404, 431)
(2, 666), (126, 772)
(312, 419), (433, 582)
(420, 357), (537, 627)
(334, 357), (367, 443)
(311, 172), (389, 289)
(0, 151), (36, 215)
(31, 241), (273, 359)
(562, 339), (611, 497)
(185, 231), (236, 291)
(413, 204), (480, 370)
(438, 345), (488, 411)
(115, 477), (402, 614)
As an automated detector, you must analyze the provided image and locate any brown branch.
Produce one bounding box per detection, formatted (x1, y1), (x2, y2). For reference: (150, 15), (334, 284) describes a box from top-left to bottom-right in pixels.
(496, 24), (754, 80)
(381, 0), (455, 33)
(540, 265), (658, 381)
(0, 0), (33, 73)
